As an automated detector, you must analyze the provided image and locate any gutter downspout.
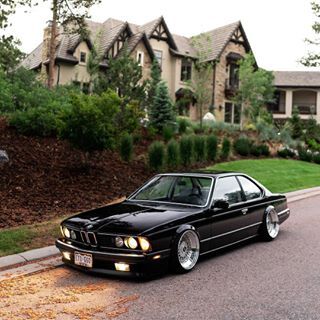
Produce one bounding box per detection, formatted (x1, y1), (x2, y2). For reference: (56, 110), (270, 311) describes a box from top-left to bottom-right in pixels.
(56, 63), (60, 86)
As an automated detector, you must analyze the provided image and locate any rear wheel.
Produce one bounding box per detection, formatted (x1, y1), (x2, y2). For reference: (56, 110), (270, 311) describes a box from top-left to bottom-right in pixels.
(171, 230), (200, 273)
(262, 208), (280, 241)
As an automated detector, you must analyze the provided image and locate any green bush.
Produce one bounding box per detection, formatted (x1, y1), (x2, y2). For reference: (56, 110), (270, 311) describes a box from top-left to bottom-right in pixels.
(162, 125), (175, 142)
(9, 104), (64, 137)
(177, 118), (189, 134)
(277, 148), (296, 158)
(179, 135), (194, 166)
(221, 137), (231, 160)
(166, 139), (179, 168)
(194, 135), (206, 162)
(313, 153), (320, 164)
(206, 135), (218, 161)
(148, 141), (165, 171)
(234, 137), (252, 156)
(250, 144), (269, 157)
(298, 148), (313, 162)
(120, 134), (133, 162)
(59, 90), (120, 151)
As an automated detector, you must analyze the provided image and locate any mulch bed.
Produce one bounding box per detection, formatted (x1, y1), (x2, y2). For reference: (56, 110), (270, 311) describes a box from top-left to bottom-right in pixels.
(0, 117), (153, 229)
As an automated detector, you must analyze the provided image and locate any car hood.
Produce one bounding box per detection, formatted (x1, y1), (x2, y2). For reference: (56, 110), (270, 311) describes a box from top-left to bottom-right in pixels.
(63, 201), (201, 235)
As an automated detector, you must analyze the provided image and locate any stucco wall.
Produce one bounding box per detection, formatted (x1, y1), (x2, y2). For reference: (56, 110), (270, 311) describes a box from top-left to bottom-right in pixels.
(130, 41), (152, 81)
(213, 41), (247, 121)
(54, 41), (91, 85)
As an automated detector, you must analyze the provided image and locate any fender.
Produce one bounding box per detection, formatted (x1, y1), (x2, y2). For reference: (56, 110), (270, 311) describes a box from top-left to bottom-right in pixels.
(170, 224), (200, 248)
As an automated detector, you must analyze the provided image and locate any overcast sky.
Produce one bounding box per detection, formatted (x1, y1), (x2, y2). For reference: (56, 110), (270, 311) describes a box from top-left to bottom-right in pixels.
(4, 0), (320, 71)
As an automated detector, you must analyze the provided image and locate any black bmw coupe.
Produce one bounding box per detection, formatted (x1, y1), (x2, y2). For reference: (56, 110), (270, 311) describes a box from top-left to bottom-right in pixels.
(56, 172), (290, 276)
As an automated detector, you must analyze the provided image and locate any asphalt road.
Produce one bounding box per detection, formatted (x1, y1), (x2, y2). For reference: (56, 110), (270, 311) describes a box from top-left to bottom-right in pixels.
(1, 196), (320, 320)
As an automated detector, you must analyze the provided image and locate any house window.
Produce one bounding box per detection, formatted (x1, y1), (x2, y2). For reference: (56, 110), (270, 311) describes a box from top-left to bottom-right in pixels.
(137, 51), (144, 66)
(181, 58), (192, 82)
(224, 102), (242, 124)
(154, 50), (163, 67)
(80, 52), (87, 63)
(228, 63), (239, 87)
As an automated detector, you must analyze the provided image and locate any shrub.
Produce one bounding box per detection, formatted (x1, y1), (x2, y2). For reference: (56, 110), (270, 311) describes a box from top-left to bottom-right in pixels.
(179, 135), (194, 166)
(277, 147), (296, 158)
(120, 134), (133, 162)
(298, 148), (313, 162)
(194, 135), (206, 162)
(250, 144), (270, 157)
(59, 91), (120, 151)
(313, 153), (320, 164)
(177, 118), (189, 134)
(233, 137), (252, 156)
(221, 137), (231, 160)
(166, 139), (179, 168)
(148, 141), (165, 171)
(162, 125), (175, 142)
(206, 135), (218, 161)
(9, 105), (63, 137)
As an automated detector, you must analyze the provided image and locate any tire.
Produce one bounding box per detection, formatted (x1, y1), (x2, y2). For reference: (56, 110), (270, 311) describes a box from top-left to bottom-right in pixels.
(171, 229), (200, 273)
(261, 207), (280, 241)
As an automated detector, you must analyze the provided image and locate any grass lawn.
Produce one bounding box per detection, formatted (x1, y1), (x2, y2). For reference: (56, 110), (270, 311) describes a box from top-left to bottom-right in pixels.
(0, 217), (64, 257)
(207, 158), (320, 193)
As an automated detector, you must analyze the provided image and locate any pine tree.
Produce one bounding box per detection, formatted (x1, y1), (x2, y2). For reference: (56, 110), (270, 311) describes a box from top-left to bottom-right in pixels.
(149, 80), (176, 132)
(147, 59), (161, 107)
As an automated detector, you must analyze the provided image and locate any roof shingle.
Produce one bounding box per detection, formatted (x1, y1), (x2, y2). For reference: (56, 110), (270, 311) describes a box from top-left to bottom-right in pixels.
(273, 71), (320, 87)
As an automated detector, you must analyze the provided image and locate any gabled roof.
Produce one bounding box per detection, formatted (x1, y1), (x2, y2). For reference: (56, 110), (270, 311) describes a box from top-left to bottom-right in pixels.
(273, 71), (320, 87)
(20, 17), (253, 70)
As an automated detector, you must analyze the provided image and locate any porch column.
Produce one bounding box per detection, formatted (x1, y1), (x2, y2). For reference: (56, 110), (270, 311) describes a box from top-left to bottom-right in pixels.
(316, 90), (320, 123)
(285, 90), (293, 117)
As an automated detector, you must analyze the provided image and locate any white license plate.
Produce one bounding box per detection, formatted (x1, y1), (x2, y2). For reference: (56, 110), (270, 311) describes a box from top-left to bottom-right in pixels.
(74, 252), (93, 268)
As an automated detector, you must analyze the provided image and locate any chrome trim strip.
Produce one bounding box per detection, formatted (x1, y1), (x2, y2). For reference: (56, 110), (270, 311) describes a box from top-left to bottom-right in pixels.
(200, 235), (258, 256)
(56, 240), (145, 258)
(278, 208), (290, 216)
(200, 222), (262, 243)
(56, 240), (171, 258)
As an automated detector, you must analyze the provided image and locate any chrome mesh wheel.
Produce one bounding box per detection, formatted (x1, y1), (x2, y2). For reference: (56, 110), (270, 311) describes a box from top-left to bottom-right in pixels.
(177, 230), (200, 270)
(266, 211), (280, 239)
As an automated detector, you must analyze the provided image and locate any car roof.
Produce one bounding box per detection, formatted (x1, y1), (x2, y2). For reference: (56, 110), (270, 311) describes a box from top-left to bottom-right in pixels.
(159, 171), (241, 178)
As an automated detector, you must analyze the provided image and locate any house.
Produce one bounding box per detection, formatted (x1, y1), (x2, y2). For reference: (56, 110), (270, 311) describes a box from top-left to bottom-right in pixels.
(268, 71), (320, 123)
(21, 17), (252, 123)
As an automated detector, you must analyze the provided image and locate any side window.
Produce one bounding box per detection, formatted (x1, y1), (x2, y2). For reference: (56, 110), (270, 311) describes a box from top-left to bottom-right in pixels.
(213, 176), (242, 205)
(237, 176), (262, 200)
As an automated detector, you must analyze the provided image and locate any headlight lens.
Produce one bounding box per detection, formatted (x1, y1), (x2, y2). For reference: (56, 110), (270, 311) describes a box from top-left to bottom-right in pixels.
(115, 236), (124, 247)
(62, 226), (70, 238)
(138, 237), (151, 251)
(124, 237), (138, 249)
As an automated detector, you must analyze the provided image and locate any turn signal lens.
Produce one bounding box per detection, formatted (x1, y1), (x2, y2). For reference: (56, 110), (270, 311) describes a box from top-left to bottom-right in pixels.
(63, 226), (70, 238)
(115, 236), (124, 247)
(138, 237), (151, 251)
(125, 237), (138, 249)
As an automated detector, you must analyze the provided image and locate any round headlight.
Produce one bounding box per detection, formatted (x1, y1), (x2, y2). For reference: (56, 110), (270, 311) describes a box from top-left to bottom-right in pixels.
(125, 237), (138, 249)
(115, 236), (124, 247)
(138, 237), (151, 251)
(70, 230), (77, 240)
(63, 226), (70, 238)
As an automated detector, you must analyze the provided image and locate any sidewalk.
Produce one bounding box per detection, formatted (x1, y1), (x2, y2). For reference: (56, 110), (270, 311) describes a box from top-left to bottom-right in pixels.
(1, 186), (320, 278)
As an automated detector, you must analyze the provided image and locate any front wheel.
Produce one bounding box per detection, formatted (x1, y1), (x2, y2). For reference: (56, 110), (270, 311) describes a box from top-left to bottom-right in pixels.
(171, 230), (200, 273)
(261, 208), (280, 241)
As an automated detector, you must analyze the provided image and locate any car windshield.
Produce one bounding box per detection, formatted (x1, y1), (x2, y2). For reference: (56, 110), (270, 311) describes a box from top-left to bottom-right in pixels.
(130, 175), (213, 206)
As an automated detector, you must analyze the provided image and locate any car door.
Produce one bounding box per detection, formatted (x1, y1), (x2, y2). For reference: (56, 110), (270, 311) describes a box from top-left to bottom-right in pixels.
(207, 175), (249, 250)
(235, 175), (266, 235)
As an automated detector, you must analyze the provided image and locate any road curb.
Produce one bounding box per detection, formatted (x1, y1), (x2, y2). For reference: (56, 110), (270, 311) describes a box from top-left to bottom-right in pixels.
(0, 186), (320, 276)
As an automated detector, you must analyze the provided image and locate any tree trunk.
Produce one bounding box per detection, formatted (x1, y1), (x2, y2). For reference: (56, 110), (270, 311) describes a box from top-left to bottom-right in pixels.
(48, 0), (58, 89)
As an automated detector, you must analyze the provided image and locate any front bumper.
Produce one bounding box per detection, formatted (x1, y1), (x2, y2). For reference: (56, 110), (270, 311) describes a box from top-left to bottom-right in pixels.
(56, 239), (170, 277)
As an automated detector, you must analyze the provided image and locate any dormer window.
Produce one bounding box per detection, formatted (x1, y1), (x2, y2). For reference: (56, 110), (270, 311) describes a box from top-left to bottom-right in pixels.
(137, 51), (144, 66)
(80, 52), (87, 63)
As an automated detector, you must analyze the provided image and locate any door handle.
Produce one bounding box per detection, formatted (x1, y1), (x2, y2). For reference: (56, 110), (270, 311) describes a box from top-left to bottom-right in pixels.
(241, 208), (248, 215)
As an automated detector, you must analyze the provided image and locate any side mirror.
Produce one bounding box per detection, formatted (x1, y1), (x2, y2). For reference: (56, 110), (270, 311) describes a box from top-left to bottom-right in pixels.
(212, 199), (229, 210)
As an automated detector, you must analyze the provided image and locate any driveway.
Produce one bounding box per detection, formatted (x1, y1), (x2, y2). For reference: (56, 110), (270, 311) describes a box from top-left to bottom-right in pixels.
(0, 195), (319, 320)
